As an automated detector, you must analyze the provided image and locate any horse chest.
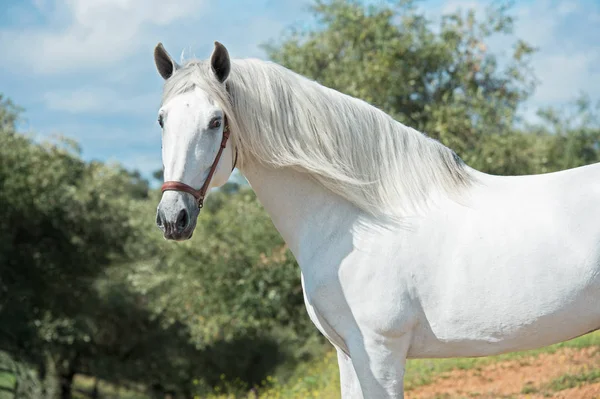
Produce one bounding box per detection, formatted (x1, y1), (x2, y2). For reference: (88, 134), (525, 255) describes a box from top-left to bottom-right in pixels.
(299, 240), (417, 352)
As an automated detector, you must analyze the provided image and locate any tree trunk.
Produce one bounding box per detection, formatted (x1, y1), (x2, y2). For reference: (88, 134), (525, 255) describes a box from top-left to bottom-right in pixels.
(40, 352), (58, 399)
(149, 383), (165, 399)
(91, 378), (99, 399)
(59, 371), (75, 399)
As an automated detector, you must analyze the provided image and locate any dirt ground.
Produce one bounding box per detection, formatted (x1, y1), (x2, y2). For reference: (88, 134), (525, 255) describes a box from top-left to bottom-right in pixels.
(408, 347), (600, 399)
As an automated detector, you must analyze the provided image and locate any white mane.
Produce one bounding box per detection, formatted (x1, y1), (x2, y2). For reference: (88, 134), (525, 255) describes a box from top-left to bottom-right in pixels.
(162, 58), (474, 219)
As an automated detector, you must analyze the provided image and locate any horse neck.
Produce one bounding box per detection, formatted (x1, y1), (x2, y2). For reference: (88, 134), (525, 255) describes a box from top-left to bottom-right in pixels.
(241, 162), (361, 266)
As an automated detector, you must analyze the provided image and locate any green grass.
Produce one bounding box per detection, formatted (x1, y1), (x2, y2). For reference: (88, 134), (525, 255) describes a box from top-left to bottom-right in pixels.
(0, 373), (15, 390)
(0, 352), (16, 399)
(404, 330), (600, 390)
(520, 382), (539, 394)
(0, 331), (598, 399)
(74, 375), (148, 399)
(243, 330), (600, 399)
(0, 351), (146, 399)
(0, 371), (16, 399)
(519, 362), (600, 396)
(546, 368), (600, 392)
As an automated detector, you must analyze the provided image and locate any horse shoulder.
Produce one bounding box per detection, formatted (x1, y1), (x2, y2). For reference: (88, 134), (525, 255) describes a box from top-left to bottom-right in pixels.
(300, 229), (419, 349)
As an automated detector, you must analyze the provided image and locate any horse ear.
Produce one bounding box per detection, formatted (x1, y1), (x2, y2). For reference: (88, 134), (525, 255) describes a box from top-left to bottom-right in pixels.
(154, 42), (179, 80)
(210, 41), (230, 83)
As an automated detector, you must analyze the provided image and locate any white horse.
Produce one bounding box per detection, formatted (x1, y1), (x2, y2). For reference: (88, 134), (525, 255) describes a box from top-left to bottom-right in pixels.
(153, 41), (600, 398)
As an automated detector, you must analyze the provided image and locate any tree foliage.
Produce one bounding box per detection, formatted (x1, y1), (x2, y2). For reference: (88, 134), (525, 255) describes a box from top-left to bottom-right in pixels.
(1, 0), (600, 397)
(128, 188), (321, 392)
(264, 0), (600, 175)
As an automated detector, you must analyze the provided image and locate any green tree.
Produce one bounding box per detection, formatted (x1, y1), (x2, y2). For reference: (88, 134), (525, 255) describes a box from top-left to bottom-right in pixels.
(128, 188), (322, 393)
(131, 1), (600, 393)
(264, 0), (538, 174)
(3, 1), (599, 397)
(0, 94), (158, 398)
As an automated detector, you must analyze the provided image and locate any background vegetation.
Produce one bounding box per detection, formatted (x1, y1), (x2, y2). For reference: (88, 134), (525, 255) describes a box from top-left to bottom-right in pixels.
(1, 0), (599, 398)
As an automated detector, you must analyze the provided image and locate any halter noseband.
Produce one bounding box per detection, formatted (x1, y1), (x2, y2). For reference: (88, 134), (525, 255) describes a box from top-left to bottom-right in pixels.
(161, 117), (237, 209)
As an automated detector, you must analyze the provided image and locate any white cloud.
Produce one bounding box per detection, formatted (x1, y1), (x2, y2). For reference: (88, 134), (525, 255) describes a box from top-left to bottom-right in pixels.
(436, 0), (600, 115)
(31, 0), (51, 11)
(532, 53), (600, 104)
(511, 0), (600, 108)
(556, 2), (579, 16)
(43, 87), (158, 115)
(0, 0), (205, 74)
(441, 0), (482, 15)
(119, 153), (161, 176)
(5, 0), (599, 177)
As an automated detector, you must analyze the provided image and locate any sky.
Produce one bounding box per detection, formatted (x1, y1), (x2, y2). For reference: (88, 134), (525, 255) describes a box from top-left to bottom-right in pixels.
(1, 0), (599, 181)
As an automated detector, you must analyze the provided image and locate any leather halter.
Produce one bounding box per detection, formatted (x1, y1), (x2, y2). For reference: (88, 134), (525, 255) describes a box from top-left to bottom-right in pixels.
(161, 117), (237, 209)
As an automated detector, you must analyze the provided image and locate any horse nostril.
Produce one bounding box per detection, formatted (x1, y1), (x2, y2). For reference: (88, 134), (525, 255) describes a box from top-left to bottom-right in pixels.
(176, 209), (188, 232)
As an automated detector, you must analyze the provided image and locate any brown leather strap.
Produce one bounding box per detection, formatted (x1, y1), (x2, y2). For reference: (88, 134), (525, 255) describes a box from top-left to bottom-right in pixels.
(161, 180), (205, 204)
(161, 120), (234, 209)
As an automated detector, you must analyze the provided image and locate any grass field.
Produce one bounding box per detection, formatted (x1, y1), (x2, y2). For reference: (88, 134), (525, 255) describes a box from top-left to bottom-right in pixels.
(2, 331), (599, 398)
(0, 373), (16, 399)
(0, 351), (16, 399)
(248, 330), (600, 399)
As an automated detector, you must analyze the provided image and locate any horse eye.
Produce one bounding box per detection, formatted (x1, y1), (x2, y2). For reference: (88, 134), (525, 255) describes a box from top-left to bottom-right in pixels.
(158, 115), (164, 129)
(209, 118), (222, 129)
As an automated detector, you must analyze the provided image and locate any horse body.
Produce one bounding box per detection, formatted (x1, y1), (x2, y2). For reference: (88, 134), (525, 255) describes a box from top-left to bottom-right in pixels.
(152, 42), (600, 398)
(406, 166), (600, 358)
(245, 160), (600, 396)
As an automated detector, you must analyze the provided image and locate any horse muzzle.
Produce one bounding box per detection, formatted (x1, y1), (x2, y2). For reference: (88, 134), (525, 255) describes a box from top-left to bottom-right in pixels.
(156, 192), (199, 241)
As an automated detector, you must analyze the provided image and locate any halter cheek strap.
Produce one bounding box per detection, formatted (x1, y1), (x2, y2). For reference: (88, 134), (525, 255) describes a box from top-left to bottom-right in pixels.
(161, 118), (237, 209)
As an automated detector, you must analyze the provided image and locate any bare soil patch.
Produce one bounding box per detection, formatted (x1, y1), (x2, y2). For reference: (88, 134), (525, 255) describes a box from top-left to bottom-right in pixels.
(408, 347), (600, 399)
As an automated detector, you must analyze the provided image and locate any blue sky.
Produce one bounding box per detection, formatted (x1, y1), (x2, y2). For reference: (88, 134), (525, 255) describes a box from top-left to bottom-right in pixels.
(1, 0), (599, 181)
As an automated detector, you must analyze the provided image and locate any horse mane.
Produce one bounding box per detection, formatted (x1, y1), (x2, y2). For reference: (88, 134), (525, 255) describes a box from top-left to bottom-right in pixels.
(161, 58), (474, 219)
